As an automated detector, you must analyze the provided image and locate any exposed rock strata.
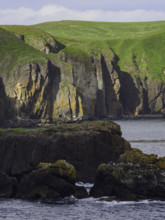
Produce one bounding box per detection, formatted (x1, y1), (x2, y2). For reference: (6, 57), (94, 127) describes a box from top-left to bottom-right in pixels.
(0, 121), (130, 182)
(1, 48), (165, 123)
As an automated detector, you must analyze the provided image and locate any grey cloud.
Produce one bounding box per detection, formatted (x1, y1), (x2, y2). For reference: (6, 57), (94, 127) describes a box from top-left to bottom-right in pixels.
(0, 5), (165, 25)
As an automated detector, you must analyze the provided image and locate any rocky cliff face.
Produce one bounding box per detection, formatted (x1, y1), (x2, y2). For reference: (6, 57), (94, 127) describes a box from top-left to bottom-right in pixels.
(0, 78), (14, 123)
(0, 121), (130, 182)
(0, 46), (165, 123)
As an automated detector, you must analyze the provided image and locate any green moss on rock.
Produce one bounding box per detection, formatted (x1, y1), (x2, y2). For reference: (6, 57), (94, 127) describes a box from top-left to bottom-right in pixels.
(118, 148), (158, 166)
(156, 157), (165, 169)
(16, 160), (79, 201)
(37, 160), (76, 184)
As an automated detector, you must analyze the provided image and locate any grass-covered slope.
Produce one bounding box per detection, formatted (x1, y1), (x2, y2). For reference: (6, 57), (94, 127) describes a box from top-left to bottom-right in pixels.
(0, 25), (59, 53)
(0, 27), (47, 76)
(35, 20), (165, 80)
(1, 21), (165, 119)
(1, 20), (165, 80)
(35, 20), (165, 41)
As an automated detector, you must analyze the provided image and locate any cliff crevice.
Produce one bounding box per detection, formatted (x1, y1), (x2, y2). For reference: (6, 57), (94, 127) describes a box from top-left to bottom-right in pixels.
(1, 47), (165, 123)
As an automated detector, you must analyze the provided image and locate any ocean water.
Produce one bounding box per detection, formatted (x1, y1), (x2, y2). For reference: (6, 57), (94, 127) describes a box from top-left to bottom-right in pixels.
(1, 119), (165, 220)
(0, 198), (165, 220)
(115, 118), (165, 157)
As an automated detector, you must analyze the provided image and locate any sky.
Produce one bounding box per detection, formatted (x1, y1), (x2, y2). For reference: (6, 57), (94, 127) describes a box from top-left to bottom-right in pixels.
(0, 0), (165, 25)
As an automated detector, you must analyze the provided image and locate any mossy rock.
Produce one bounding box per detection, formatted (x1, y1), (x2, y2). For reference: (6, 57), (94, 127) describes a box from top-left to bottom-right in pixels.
(17, 160), (78, 201)
(98, 163), (109, 173)
(156, 157), (165, 169)
(97, 163), (122, 183)
(118, 148), (158, 167)
(91, 162), (165, 200)
(37, 160), (76, 184)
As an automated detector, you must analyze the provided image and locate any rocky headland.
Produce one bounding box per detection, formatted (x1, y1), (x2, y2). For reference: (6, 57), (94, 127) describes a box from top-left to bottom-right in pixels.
(1, 21), (165, 202)
(0, 120), (165, 201)
(1, 22), (165, 124)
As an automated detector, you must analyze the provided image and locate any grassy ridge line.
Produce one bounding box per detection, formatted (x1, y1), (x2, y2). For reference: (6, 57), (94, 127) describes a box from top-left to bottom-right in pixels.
(0, 27), (47, 75)
(0, 27), (69, 76)
(1, 21), (165, 80)
(34, 20), (165, 41)
(35, 20), (165, 80)
(0, 25), (52, 42)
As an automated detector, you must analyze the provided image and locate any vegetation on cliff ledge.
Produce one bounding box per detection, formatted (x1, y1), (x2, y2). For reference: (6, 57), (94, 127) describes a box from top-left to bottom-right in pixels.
(0, 120), (121, 134)
(0, 27), (47, 75)
(1, 20), (165, 80)
(35, 20), (165, 80)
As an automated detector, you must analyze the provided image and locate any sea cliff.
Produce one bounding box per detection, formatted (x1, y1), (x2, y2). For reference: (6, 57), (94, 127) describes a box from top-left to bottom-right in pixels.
(1, 21), (165, 123)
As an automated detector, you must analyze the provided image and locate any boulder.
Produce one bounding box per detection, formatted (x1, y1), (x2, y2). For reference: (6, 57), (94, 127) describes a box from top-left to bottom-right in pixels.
(90, 163), (165, 200)
(16, 160), (87, 201)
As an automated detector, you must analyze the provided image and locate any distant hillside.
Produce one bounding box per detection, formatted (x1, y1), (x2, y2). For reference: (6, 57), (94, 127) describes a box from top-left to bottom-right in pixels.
(34, 20), (165, 80)
(0, 20), (165, 123)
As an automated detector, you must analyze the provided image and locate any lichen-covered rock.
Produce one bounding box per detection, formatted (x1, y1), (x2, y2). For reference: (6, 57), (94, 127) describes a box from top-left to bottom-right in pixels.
(156, 157), (165, 169)
(90, 163), (165, 200)
(118, 148), (158, 166)
(1, 47), (165, 121)
(16, 160), (87, 201)
(36, 160), (76, 184)
(1, 26), (165, 121)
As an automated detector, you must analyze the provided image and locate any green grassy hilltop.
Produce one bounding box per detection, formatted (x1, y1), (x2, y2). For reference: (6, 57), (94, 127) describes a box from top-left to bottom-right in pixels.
(35, 20), (165, 80)
(1, 20), (165, 120)
(1, 20), (165, 80)
(35, 20), (165, 41)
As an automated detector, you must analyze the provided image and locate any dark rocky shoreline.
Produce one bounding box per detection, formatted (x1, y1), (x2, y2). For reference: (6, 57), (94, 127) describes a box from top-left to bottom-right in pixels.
(90, 161), (165, 201)
(0, 120), (165, 202)
(1, 114), (164, 129)
(0, 121), (130, 182)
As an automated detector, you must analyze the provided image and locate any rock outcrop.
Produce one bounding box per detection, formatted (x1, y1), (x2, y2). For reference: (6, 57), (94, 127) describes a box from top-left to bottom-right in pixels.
(1, 46), (165, 123)
(0, 25), (165, 123)
(0, 160), (88, 201)
(90, 150), (165, 201)
(16, 160), (88, 201)
(90, 162), (165, 201)
(118, 148), (158, 166)
(0, 121), (130, 182)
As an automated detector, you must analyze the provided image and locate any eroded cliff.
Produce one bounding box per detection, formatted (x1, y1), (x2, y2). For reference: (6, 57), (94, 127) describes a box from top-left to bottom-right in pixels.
(0, 25), (165, 123)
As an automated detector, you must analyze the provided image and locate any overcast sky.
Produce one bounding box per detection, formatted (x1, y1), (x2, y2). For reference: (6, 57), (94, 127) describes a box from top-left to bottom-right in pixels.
(0, 0), (165, 25)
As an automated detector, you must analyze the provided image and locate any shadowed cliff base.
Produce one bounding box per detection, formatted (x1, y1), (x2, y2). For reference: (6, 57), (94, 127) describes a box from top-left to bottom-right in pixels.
(0, 77), (15, 122)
